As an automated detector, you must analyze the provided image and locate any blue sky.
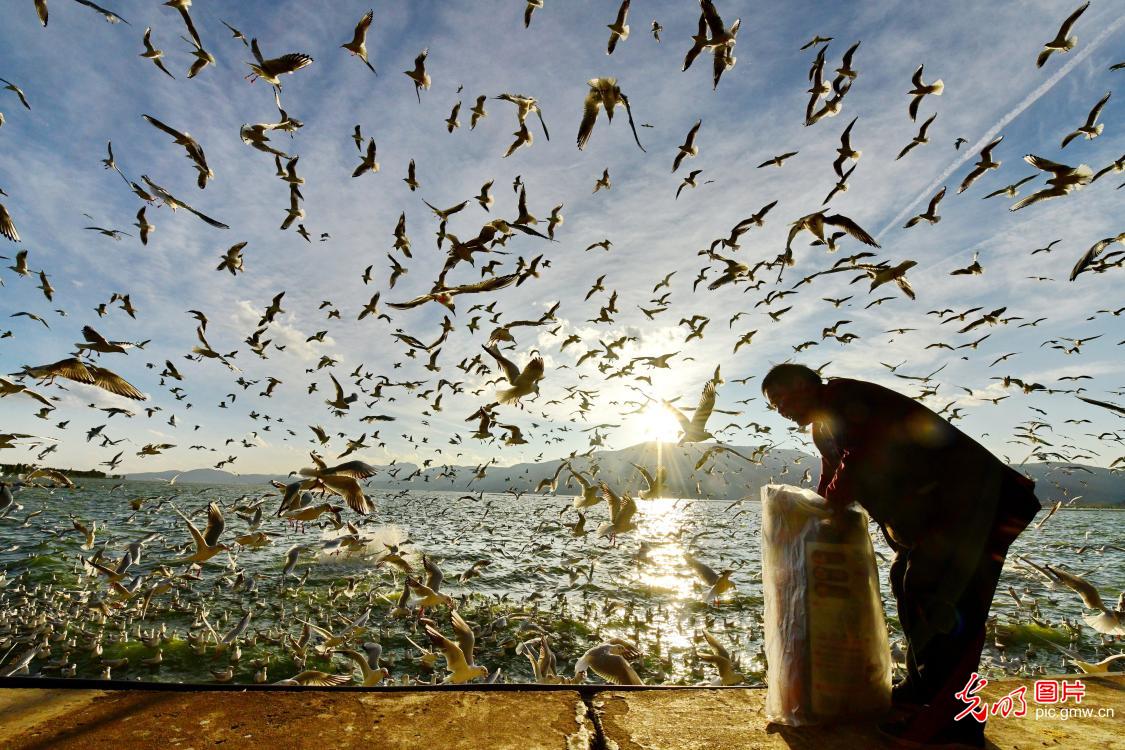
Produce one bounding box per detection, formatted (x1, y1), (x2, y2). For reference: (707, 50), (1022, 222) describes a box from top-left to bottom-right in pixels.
(0, 0), (1123, 479)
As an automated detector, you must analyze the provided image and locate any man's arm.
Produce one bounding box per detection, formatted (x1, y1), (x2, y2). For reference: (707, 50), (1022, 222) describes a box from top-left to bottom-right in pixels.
(822, 450), (859, 509)
(816, 454), (833, 496)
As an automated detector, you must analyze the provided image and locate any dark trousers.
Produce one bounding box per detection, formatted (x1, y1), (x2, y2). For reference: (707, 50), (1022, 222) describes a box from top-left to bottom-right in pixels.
(888, 512), (1028, 735)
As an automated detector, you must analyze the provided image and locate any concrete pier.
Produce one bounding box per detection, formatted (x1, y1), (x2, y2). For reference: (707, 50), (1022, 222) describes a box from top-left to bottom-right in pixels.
(0, 675), (1120, 749)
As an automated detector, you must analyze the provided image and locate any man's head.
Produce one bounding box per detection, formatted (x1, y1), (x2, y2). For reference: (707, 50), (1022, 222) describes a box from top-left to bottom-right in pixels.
(762, 363), (823, 426)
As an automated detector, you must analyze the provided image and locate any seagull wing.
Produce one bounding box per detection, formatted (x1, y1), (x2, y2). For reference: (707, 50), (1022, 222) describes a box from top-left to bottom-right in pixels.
(1085, 91), (1111, 126)
(86, 364), (147, 400)
(826, 214), (880, 246)
(483, 344), (521, 384)
(325, 460), (377, 479)
(1057, 1), (1090, 40)
(319, 474), (372, 514)
(1047, 564), (1106, 610)
(450, 610), (476, 666)
(202, 502), (225, 547)
(691, 380), (717, 431)
(426, 625), (471, 674)
(174, 505), (207, 552)
(577, 89), (600, 150)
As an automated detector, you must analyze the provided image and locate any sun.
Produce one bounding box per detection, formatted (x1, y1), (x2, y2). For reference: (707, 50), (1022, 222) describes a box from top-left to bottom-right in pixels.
(642, 402), (682, 444)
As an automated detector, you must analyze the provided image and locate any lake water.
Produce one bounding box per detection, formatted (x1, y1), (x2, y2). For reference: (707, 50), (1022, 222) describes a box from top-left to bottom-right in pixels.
(0, 479), (1121, 686)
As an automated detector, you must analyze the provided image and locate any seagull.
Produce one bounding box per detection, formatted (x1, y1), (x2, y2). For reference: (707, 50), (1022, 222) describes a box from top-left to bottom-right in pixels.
(593, 168), (611, 193)
(352, 138), (379, 177)
(565, 464), (600, 508)
(140, 28), (175, 78)
(134, 207), (154, 245)
(246, 39), (313, 87)
(1091, 153), (1125, 182)
(577, 77), (645, 152)
(896, 112), (936, 160)
(547, 204), (564, 238)
(982, 175), (1036, 199)
(834, 41), (861, 84)
(76, 325), (137, 355)
(326, 373), (357, 411)
(698, 631), (745, 685)
(191, 326), (239, 371)
(404, 48), (431, 102)
(867, 260), (918, 299)
(0, 202), (18, 242)
(216, 242), (247, 275)
(504, 122), (533, 158)
(297, 453), (376, 514)
(904, 186), (946, 227)
(386, 273), (519, 313)
(700, 0), (741, 90)
(21, 358), (145, 400)
(84, 225), (132, 241)
(170, 502), (229, 564)
(1011, 154), (1094, 210)
(0, 79), (31, 110)
(524, 0), (544, 29)
(676, 170), (705, 199)
(786, 211), (879, 250)
(907, 64), (943, 121)
(1045, 564), (1124, 635)
(0, 377), (54, 407)
(957, 135), (1004, 194)
(1069, 232), (1125, 281)
(335, 648), (389, 686)
(482, 344), (544, 404)
(220, 19), (248, 46)
(822, 164), (856, 205)
(1037, 2), (1089, 68)
(470, 95), (487, 129)
(574, 641), (642, 685)
(606, 0), (630, 55)
(1038, 641), (1125, 675)
(425, 614), (488, 684)
(664, 380), (717, 443)
(684, 553), (735, 603)
(1060, 91), (1111, 148)
(757, 151), (798, 168)
(833, 117), (860, 176)
(142, 176), (229, 228)
(274, 671), (350, 687)
(631, 462), (666, 499)
(673, 119), (702, 173)
(800, 35), (833, 50)
(183, 36), (216, 79)
(596, 483), (637, 542)
(342, 9), (377, 74)
(73, 0), (129, 25)
(446, 100), (461, 132)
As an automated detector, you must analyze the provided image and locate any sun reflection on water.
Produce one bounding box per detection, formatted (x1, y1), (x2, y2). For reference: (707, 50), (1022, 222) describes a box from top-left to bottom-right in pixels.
(631, 496), (700, 654)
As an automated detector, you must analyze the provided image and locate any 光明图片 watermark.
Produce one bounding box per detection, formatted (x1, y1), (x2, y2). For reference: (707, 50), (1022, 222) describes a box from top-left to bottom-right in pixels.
(954, 673), (1116, 721)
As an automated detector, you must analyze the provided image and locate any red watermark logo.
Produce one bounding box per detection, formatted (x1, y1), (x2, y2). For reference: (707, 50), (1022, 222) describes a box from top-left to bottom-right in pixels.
(955, 674), (1095, 722)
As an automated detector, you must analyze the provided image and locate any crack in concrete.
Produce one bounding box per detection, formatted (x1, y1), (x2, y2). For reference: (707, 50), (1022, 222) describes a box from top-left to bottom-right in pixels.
(580, 692), (609, 750)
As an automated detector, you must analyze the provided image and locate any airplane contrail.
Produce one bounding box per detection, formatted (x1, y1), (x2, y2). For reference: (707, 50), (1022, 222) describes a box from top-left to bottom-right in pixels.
(876, 13), (1125, 242)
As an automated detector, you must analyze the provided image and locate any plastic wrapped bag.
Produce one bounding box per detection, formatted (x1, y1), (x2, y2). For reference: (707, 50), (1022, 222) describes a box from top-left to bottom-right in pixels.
(760, 484), (891, 725)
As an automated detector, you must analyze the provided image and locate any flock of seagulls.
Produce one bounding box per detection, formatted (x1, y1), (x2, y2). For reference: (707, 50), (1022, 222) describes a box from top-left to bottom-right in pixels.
(0, 0), (1123, 688)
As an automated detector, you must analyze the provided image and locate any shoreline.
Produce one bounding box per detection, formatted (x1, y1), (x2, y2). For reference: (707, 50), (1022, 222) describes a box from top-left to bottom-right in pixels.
(1, 674), (1121, 749)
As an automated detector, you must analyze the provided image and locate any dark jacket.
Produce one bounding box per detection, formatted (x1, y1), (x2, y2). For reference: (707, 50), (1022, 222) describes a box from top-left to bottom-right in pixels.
(812, 378), (1040, 549)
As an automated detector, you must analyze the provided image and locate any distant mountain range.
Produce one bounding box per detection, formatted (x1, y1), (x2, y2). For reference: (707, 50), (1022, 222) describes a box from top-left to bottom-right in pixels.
(123, 441), (1123, 507)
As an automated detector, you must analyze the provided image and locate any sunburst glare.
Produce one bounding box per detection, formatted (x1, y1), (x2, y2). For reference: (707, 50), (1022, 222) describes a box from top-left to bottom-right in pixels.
(642, 402), (681, 444)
